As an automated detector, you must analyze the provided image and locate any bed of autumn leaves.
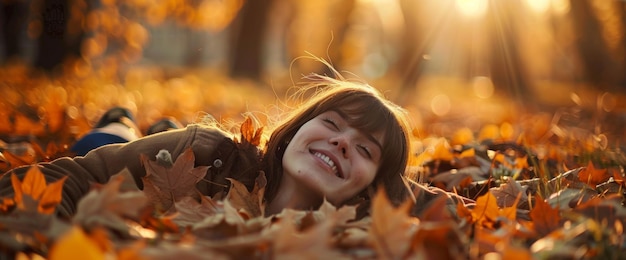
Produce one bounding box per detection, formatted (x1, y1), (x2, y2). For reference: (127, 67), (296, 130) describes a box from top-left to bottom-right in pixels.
(0, 65), (626, 259)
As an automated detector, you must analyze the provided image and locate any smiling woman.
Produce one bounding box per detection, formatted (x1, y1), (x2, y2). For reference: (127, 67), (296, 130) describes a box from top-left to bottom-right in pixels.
(0, 66), (413, 219)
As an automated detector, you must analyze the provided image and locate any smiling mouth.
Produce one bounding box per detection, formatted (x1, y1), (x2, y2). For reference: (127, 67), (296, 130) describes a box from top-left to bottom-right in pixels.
(312, 151), (343, 178)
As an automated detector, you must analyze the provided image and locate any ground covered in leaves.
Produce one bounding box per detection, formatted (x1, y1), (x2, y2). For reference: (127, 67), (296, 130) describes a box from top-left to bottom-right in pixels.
(0, 65), (625, 259)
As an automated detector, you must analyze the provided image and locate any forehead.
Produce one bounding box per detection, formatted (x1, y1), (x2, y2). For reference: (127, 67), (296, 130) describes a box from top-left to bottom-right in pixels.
(325, 109), (386, 147)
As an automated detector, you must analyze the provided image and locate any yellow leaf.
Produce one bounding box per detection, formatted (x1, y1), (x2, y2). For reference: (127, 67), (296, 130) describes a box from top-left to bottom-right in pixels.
(49, 227), (106, 260)
(458, 148), (475, 158)
(478, 124), (500, 141)
(451, 127), (474, 146)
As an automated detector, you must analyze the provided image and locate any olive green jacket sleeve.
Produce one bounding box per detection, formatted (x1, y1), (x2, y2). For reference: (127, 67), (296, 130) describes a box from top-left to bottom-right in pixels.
(0, 125), (262, 217)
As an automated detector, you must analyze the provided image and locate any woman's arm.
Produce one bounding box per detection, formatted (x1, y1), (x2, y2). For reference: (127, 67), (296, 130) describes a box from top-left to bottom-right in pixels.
(0, 125), (229, 217)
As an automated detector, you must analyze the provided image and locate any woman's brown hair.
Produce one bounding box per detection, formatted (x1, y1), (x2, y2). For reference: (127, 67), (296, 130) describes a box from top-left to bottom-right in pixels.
(262, 73), (412, 207)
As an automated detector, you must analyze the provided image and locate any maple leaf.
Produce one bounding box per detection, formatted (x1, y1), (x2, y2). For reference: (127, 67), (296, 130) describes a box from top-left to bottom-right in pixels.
(490, 178), (529, 209)
(272, 210), (346, 259)
(317, 199), (356, 226)
(530, 195), (561, 237)
(173, 195), (223, 228)
(471, 192), (501, 226)
(10, 166), (67, 214)
(368, 188), (417, 259)
(141, 148), (209, 213)
(577, 161), (610, 187)
(225, 171), (266, 219)
(73, 172), (149, 233)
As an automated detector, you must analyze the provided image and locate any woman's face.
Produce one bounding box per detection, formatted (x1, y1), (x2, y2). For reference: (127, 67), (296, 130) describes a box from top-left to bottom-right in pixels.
(282, 110), (383, 204)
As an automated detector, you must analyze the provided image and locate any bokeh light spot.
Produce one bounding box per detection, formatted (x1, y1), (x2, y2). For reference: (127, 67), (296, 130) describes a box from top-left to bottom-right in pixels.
(472, 76), (494, 99)
(431, 94), (451, 116)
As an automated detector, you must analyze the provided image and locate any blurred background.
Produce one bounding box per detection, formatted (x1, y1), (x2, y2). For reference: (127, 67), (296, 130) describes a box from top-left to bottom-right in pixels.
(0, 0), (625, 154)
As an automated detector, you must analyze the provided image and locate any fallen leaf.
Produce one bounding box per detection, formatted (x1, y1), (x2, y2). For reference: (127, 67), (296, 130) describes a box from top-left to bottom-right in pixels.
(573, 195), (626, 228)
(369, 188), (417, 259)
(141, 148), (209, 213)
(10, 166), (67, 214)
(409, 221), (469, 259)
(73, 172), (149, 233)
(530, 195), (562, 237)
(471, 192), (500, 226)
(48, 226), (107, 260)
(173, 195), (223, 228)
(225, 172), (266, 219)
(578, 161), (610, 187)
(272, 210), (346, 260)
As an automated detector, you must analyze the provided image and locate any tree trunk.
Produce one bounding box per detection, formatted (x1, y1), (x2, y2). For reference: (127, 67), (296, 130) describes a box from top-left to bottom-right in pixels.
(228, 0), (273, 80)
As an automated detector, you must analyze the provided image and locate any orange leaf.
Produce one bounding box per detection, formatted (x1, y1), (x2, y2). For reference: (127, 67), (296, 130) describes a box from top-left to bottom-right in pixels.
(530, 195), (561, 237)
(21, 166), (48, 200)
(471, 192), (500, 226)
(11, 167), (68, 214)
(577, 161), (609, 187)
(38, 176), (68, 214)
(225, 171), (266, 219)
(369, 188), (417, 259)
(10, 173), (24, 208)
(49, 227), (107, 260)
(240, 117), (263, 147)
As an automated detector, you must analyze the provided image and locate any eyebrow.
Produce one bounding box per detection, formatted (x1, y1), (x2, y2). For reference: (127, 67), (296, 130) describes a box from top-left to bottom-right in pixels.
(333, 109), (384, 153)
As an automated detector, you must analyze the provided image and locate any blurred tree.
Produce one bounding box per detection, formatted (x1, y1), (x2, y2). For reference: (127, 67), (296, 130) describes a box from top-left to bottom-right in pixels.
(32, 0), (89, 73)
(0, 0), (29, 63)
(228, 0), (273, 80)
(486, 0), (532, 102)
(569, 0), (626, 91)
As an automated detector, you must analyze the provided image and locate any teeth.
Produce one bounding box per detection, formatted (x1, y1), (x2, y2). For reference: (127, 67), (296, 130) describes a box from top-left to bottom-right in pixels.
(314, 152), (339, 177)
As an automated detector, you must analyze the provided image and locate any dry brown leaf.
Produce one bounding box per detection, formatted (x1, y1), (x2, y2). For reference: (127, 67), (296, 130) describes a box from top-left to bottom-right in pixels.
(419, 195), (455, 222)
(530, 195), (562, 237)
(409, 221), (468, 259)
(317, 199), (356, 226)
(578, 161), (610, 187)
(141, 148), (209, 213)
(490, 178), (529, 209)
(225, 171), (266, 219)
(73, 172), (149, 233)
(369, 188), (417, 259)
(272, 210), (346, 260)
(173, 195), (223, 228)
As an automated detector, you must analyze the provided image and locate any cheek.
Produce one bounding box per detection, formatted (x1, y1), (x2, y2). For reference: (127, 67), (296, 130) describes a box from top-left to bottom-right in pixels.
(353, 163), (378, 188)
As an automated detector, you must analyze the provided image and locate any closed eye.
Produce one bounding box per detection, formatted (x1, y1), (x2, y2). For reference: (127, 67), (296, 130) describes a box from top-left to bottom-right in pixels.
(323, 118), (339, 130)
(358, 144), (372, 158)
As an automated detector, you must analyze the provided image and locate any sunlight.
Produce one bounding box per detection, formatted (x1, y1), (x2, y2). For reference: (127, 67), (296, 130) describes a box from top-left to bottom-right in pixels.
(455, 0), (488, 18)
(525, 0), (550, 13)
(550, 0), (570, 15)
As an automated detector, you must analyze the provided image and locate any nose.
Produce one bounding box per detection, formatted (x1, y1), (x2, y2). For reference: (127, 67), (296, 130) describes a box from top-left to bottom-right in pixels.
(330, 135), (349, 157)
